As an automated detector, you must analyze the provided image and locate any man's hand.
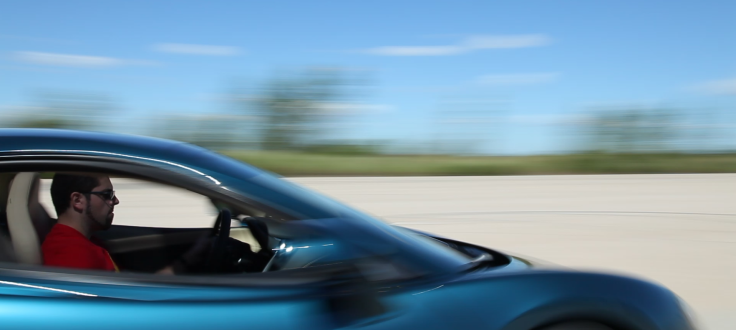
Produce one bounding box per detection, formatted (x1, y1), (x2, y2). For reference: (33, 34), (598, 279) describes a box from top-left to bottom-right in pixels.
(169, 235), (214, 274)
(161, 219), (272, 275)
(242, 218), (273, 258)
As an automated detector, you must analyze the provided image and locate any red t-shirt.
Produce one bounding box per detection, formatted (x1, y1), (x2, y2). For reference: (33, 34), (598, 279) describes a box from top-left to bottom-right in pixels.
(42, 224), (118, 271)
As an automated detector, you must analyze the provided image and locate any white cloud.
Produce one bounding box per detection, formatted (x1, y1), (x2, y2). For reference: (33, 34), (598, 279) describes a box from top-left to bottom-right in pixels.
(366, 46), (464, 56)
(461, 35), (551, 49)
(13, 51), (155, 68)
(692, 78), (736, 95)
(477, 72), (559, 86)
(154, 43), (240, 56)
(15, 51), (119, 67)
(363, 34), (551, 56)
(316, 102), (393, 114)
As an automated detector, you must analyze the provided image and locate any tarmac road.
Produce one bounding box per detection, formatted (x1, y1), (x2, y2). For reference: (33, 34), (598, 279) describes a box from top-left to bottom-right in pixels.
(40, 174), (736, 329)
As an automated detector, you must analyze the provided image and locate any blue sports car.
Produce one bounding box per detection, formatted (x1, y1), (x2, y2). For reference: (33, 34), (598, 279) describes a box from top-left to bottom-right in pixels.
(0, 129), (695, 329)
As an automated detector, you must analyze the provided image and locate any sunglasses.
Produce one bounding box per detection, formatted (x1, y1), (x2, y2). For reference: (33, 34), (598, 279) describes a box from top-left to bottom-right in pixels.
(85, 189), (116, 201)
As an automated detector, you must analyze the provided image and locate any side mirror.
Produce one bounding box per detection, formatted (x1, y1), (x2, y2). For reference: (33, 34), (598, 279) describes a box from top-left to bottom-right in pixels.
(321, 265), (392, 328)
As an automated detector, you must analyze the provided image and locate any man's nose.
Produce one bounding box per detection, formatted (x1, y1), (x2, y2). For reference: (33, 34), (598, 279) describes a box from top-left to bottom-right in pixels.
(112, 196), (120, 205)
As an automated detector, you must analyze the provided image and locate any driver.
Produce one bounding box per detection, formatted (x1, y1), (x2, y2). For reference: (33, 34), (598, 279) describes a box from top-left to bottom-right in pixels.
(42, 173), (208, 274)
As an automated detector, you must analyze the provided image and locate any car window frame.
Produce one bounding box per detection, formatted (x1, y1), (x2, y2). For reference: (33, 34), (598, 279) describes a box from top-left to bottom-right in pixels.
(0, 154), (460, 289)
(0, 153), (300, 221)
(0, 154), (352, 288)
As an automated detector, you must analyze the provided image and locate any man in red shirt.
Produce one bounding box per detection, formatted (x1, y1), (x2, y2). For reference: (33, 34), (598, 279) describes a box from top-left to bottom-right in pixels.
(42, 173), (207, 274)
(43, 174), (120, 271)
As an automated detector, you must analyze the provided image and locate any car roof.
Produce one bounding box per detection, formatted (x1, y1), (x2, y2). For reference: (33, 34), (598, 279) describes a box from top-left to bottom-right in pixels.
(0, 128), (263, 177)
(0, 128), (181, 156)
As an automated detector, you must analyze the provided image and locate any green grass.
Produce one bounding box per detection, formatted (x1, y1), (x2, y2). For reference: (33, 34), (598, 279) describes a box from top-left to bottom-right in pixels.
(221, 151), (736, 176)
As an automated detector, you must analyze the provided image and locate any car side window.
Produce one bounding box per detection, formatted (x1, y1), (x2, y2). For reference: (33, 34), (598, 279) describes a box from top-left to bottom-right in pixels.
(40, 177), (218, 228)
(27, 173), (269, 274)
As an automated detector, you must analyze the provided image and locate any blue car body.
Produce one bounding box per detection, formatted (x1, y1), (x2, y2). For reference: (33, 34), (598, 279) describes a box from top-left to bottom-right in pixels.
(0, 129), (695, 329)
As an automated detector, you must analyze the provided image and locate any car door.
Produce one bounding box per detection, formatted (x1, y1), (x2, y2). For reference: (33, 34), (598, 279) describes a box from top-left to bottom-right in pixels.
(0, 264), (472, 330)
(0, 266), (336, 330)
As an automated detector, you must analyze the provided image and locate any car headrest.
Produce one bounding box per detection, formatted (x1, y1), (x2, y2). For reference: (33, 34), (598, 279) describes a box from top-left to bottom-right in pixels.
(7, 172), (43, 264)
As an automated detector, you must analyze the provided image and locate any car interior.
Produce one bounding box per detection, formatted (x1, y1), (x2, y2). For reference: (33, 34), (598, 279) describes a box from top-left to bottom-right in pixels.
(0, 171), (280, 275)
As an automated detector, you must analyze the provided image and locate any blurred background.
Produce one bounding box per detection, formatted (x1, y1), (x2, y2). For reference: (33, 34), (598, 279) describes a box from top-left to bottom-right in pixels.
(3, 2), (736, 329)
(1, 1), (734, 175)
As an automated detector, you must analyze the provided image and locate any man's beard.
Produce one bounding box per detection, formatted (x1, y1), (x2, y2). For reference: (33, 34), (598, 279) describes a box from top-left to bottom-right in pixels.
(86, 203), (114, 231)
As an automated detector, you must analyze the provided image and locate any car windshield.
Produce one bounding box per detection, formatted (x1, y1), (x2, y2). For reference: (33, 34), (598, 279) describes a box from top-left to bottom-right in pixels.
(164, 145), (474, 272)
(265, 222), (473, 274)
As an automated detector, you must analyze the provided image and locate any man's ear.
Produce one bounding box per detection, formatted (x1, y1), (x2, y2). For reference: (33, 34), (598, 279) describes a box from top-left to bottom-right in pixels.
(70, 192), (86, 213)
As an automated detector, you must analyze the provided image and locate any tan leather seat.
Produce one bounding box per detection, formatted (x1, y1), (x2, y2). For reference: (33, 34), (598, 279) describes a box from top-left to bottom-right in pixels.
(6, 173), (53, 265)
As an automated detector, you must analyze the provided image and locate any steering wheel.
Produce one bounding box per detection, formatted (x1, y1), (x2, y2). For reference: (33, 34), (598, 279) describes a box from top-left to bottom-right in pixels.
(204, 209), (231, 272)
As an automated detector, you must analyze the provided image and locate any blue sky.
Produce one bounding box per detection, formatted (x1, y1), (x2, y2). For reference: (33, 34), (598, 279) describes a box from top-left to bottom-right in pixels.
(1, 1), (734, 154)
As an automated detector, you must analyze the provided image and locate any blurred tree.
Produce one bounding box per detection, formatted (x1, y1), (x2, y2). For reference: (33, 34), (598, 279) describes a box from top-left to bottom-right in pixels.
(235, 68), (352, 150)
(582, 107), (680, 153)
(12, 117), (70, 129)
(150, 67), (369, 151)
(5, 91), (114, 131)
(152, 114), (254, 150)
